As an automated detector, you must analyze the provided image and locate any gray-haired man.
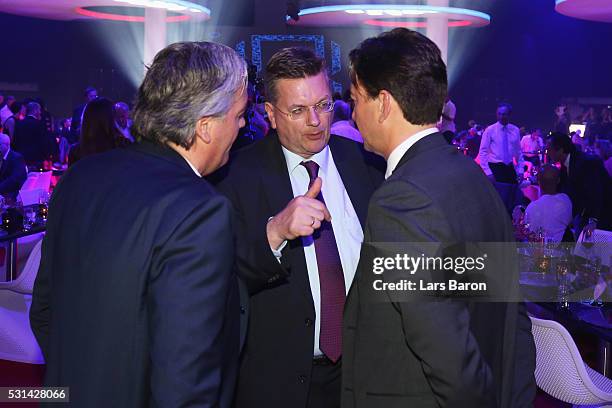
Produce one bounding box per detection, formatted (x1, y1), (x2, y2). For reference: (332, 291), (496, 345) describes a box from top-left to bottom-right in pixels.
(31, 42), (248, 408)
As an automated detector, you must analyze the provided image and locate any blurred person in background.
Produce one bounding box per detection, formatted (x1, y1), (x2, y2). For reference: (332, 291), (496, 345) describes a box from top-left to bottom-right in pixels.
(70, 86), (98, 142)
(0, 95), (15, 125)
(114, 101), (134, 142)
(0, 132), (27, 201)
(68, 97), (130, 166)
(2, 100), (25, 140)
(13, 101), (56, 171)
(331, 99), (362, 143)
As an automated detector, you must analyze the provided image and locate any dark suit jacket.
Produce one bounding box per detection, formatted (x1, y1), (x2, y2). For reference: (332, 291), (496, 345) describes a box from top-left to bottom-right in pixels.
(559, 151), (612, 230)
(342, 133), (536, 408)
(13, 116), (55, 165)
(30, 141), (239, 407)
(212, 133), (384, 408)
(0, 150), (27, 199)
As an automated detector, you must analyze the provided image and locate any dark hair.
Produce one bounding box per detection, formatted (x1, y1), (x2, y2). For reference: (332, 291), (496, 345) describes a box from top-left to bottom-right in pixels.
(132, 41), (247, 149)
(332, 100), (351, 122)
(348, 28), (447, 125)
(9, 101), (22, 115)
(547, 131), (575, 154)
(80, 97), (126, 157)
(497, 102), (512, 112)
(265, 47), (326, 104)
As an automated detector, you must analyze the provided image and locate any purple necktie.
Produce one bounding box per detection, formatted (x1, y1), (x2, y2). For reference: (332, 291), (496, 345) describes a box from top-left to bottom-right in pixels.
(301, 160), (345, 363)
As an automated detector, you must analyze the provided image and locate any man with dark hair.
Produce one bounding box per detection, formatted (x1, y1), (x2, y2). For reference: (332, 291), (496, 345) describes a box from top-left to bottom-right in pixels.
(344, 28), (535, 407)
(479, 102), (524, 183)
(31, 41), (248, 407)
(70, 86), (98, 143)
(547, 131), (612, 230)
(213, 47), (383, 408)
(13, 101), (55, 170)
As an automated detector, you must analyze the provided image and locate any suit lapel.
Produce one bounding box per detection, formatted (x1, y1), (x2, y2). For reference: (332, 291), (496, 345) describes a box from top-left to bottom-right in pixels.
(258, 133), (295, 216)
(259, 133), (314, 308)
(328, 136), (373, 229)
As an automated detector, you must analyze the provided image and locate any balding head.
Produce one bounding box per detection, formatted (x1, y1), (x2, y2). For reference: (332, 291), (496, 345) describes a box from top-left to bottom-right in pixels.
(538, 164), (561, 195)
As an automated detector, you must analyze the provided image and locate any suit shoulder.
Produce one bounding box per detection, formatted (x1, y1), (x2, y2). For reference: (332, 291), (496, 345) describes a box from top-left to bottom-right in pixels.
(329, 134), (385, 172)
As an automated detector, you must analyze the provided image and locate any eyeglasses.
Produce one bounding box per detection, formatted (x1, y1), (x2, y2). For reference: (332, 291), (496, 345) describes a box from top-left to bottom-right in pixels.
(272, 99), (334, 121)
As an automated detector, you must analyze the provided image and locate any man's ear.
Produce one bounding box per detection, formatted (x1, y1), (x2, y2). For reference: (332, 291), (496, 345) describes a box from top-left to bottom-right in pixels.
(195, 116), (212, 144)
(264, 102), (277, 129)
(378, 90), (393, 123)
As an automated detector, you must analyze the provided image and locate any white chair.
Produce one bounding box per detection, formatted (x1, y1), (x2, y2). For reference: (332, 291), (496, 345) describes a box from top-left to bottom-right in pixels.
(0, 240), (44, 364)
(530, 316), (612, 407)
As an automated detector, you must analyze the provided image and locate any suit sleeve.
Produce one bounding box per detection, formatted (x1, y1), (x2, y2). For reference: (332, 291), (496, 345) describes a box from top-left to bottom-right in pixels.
(148, 194), (238, 408)
(0, 154), (27, 194)
(367, 179), (495, 407)
(478, 127), (492, 176)
(215, 177), (290, 295)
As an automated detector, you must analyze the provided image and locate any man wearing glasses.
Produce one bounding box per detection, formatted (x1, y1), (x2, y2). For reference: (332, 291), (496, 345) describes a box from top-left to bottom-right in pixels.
(213, 47), (383, 408)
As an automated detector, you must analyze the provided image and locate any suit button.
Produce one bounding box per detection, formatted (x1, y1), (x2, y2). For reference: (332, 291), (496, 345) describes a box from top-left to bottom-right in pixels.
(304, 318), (313, 327)
(297, 375), (306, 384)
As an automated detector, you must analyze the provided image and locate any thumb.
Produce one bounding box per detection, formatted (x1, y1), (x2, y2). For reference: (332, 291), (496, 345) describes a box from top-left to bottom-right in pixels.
(304, 177), (322, 199)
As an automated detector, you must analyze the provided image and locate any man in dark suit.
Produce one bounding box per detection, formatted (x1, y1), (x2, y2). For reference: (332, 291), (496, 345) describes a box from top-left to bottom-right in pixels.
(70, 86), (98, 143)
(30, 41), (249, 407)
(0, 133), (27, 200)
(213, 47), (383, 408)
(547, 131), (612, 231)
(12, 101), (56, 170)
(342, 28), (536, 407)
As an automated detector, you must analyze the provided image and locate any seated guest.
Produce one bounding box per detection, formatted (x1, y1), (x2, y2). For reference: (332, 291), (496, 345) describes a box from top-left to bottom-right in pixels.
(521, 128), (544, 166)
(330, 99), (363, 142)
(13, 101), (56, 170)
(524, 165), (572, 242)
(69, 98), (130, 166)
(113, 101), (134, 142)
(547, 131), (612, 230)
(0, 133), (27, 200)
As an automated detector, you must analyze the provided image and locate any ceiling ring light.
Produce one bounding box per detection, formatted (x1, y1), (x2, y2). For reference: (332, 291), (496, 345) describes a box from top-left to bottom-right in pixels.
(286, 4), (490, 28)
(75, 0), (210, 22)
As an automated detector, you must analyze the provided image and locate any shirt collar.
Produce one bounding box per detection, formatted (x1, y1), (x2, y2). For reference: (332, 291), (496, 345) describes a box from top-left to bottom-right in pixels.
(564, 153), (571, 170)
(183, 157), (202, 178)
(385, 127), (438, 179)
(281, 143), (330, 176)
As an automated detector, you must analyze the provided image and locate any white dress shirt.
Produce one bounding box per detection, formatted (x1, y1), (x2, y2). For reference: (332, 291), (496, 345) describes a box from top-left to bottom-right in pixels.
(525, 193), (572, 242)
(520, 135), (543, 157)
(385, 127), (439, 179)
(278, 145), (363, 356)
(0, 105), (12, 126)
(478, 122), (523, 176)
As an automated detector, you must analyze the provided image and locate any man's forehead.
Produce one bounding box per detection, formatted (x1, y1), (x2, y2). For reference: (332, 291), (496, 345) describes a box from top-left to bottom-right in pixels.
(275, 74), (330, 103)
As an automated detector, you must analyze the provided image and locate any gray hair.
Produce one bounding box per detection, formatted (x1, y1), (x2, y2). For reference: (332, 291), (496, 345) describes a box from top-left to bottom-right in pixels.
(132, 41), (248, 148)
